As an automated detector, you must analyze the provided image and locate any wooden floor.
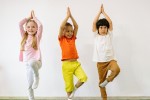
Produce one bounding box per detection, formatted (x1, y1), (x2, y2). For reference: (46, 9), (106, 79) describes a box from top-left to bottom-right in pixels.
(0, 97), (150, 100)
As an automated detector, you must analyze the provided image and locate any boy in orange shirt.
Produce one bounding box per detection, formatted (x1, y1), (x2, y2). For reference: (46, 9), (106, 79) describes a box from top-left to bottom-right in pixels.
(58, 7), (88, 100)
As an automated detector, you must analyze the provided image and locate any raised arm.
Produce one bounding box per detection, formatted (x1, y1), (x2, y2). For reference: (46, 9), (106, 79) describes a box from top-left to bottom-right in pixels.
(58, 8), (70, 38)
(32, 10), (43, 40)
(101, 5), (113, 31)
(92, 4), (102, 32)
(69, 7), (78, 36)
(19, 18), (27, 37)
(19, 12), (32, 37)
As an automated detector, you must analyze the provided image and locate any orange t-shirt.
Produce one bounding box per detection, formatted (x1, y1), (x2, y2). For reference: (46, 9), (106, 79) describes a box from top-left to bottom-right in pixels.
(59, 36), (79, 61)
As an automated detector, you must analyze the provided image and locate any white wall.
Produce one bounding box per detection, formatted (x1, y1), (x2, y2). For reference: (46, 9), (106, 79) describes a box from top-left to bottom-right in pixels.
(0, 0), (150, 97)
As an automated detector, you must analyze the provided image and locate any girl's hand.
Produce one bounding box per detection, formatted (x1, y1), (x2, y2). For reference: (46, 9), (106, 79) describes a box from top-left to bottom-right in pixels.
(31, 10), (36, 19)
(27, 11), (32, 20)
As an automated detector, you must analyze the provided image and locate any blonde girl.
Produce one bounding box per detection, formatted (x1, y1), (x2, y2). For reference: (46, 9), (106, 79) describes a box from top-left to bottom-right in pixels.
(19, 10), (43, 100)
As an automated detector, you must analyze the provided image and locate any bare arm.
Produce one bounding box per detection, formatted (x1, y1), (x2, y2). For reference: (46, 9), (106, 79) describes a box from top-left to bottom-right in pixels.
(58, 8), (70, 38)
(92, 5), (102, 32)
(69, 7), (78, 36)
(101, 5), (113, 31)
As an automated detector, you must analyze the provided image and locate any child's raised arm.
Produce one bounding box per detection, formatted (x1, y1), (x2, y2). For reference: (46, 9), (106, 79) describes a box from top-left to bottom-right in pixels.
(92, 4), (102, 32)
(32, 10), (43, 40)
(58, 8), (70, 38)
(69, 7), (78, 36)
(101, 5), (113, 31)
(19, 11), (32, 37)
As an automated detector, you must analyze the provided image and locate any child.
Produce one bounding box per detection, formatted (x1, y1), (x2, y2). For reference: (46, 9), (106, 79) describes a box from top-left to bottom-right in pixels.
(58, 7), (87, 100)
(92, 4), (120, 100)
(19, 10), (43, 100)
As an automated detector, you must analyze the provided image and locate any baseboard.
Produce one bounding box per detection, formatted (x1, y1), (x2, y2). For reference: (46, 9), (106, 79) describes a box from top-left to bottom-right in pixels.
(0, 96), (150, 100)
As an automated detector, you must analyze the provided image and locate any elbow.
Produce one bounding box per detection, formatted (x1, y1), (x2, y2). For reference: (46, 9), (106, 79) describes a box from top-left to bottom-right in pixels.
(60, 26), (64, 31)
(19, 21), (22, 27)
(76, 25), (78, 30)
(39, 24), (43, 29)
(92, 29), (95, 32)
(38, 24), (43, 32)
(75, 24), (78, 30)
(92, 26), (97, 32)
(92, 29), (96, 32)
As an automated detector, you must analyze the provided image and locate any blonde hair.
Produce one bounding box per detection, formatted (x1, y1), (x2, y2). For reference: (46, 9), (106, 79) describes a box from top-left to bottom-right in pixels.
(20, 19), (38, 51)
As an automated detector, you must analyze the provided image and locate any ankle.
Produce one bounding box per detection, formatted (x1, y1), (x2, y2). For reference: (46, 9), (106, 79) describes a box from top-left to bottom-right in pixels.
(74, 86), (77, 90)
(99, 80), (109, 88)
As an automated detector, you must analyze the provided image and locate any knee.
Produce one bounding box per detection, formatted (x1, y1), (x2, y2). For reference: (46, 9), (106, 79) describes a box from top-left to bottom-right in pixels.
(80, 74), (88, 82)
(116, 67), (120, 75)
(112, 64), (120, 75)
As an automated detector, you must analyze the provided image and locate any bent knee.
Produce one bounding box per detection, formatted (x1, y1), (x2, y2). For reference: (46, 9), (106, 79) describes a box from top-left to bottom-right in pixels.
(116, 67), (120, 74)
(80, 75), (88, 82)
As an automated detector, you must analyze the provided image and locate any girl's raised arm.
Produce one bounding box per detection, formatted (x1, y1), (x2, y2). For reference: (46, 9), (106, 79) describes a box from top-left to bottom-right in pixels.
(32, 10), (43, 40)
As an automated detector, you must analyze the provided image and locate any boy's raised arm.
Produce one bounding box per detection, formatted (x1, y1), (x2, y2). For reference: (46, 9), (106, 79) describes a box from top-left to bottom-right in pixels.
(92, 4), (102, 32)
(102, 5), (113, 31)
(59, 8), (70, 38)
(69, 7), (78, 36)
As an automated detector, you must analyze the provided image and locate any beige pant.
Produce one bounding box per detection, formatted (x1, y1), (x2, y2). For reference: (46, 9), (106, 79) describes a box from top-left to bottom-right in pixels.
(97, 60), (120, 100)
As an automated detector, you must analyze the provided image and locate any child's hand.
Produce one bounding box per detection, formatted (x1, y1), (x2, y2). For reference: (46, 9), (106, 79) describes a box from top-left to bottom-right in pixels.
(101, 4), (104, 13)
(31, 10), (36, 19)
(27, 11), (32, 20)
(99, 4), (102, 13)
(67, 7), (71, 17)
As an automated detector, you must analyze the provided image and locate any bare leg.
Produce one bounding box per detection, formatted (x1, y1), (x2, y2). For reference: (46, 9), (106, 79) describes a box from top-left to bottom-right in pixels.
(68, 81), (84, 98)
(75, 81), (84, 88)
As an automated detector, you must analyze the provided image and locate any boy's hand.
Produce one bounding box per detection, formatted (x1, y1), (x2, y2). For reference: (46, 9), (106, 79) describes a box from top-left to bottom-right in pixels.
(67, 7), (71, 17)
(99, 4), (102, 13)
(101, 4), (104, 13)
